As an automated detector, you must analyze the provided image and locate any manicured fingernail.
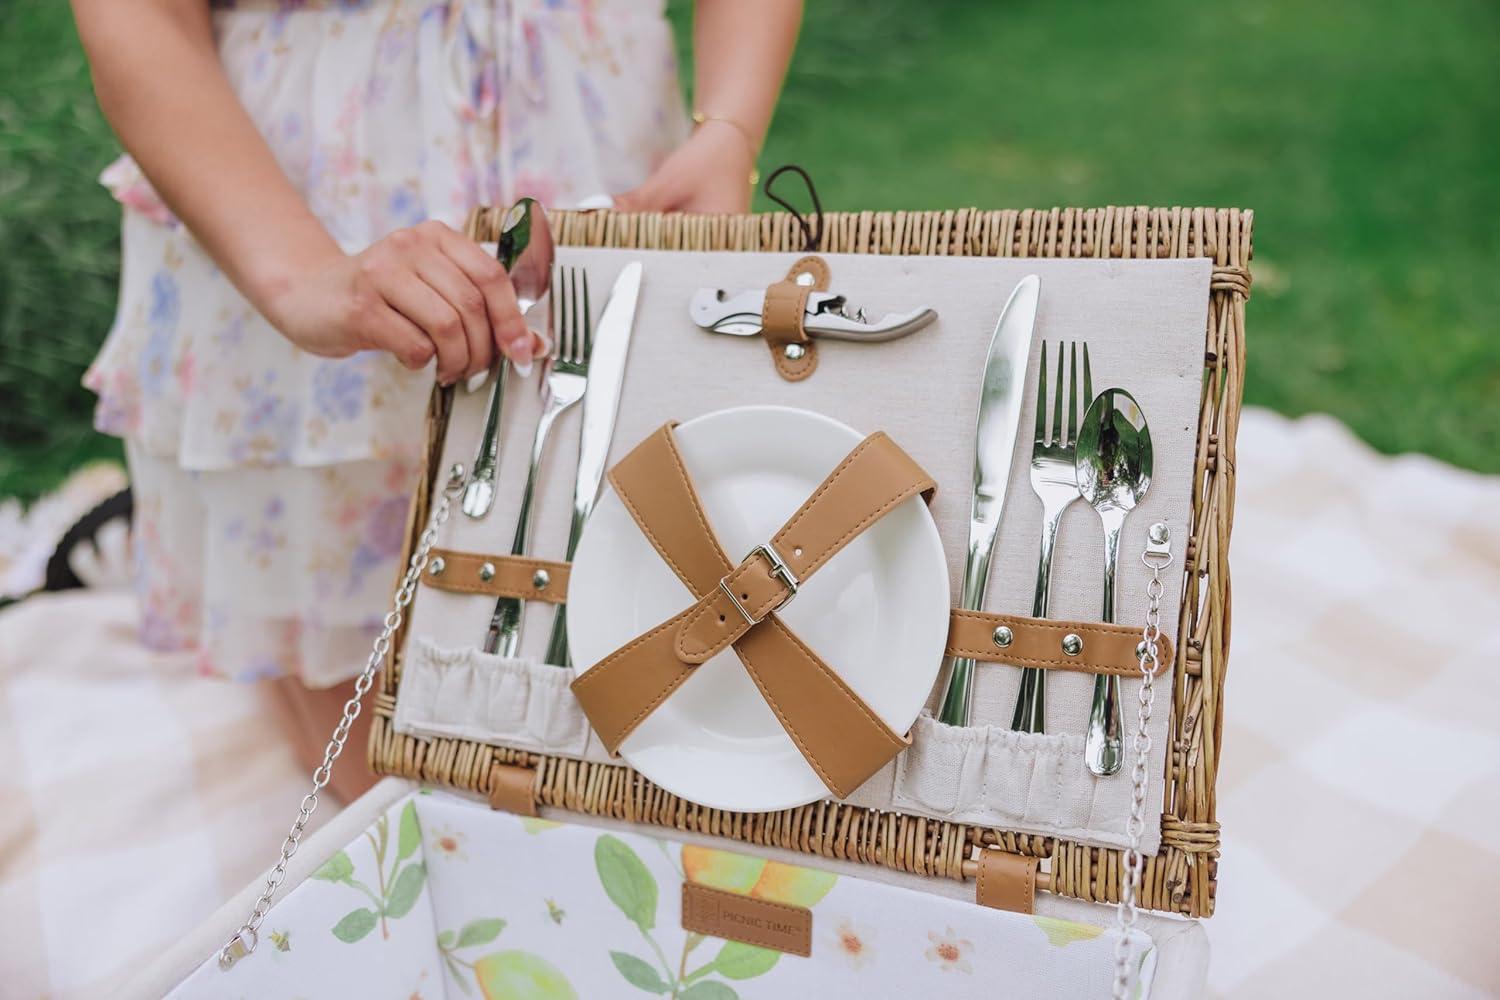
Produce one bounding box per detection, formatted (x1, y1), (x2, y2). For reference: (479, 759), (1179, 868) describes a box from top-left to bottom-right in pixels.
(504, 333), (534, 376)
(530, 329), (553, 359)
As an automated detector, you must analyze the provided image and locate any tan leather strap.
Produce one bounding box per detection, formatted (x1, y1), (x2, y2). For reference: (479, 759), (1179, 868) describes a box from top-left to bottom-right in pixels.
(421, 549), (569, 603)
(975, 849), (1038, 914)
(486, 762), (539, 816)
(946, 611), (1173, 677)
(424, 554), (1167, 676)
(761, 255), (829, 381)
(570, 423), (934, 798)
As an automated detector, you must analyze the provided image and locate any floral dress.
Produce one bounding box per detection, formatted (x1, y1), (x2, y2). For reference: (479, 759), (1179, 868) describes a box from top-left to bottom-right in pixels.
(85, 0), (687, 686)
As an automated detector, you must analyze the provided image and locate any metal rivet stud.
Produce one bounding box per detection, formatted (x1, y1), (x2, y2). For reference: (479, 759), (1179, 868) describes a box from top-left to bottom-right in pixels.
(532, 569), (551, 590)
(1062, 633), (1084, 656)
(478, 561), (496, 582)
(992, 626), (1014, 648)
(427, 557), (446, 577)
(783, 343), (807, 361)
(446, 463), (466, 490)
(1149, 522), (1169, 545)
(795, 271), (816, 287)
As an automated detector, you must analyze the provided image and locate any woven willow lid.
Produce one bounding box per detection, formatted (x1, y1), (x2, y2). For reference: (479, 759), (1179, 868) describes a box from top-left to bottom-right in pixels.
(371, 206), (1251, 919)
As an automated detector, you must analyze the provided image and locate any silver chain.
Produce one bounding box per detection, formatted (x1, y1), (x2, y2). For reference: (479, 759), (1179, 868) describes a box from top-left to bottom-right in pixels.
(1112, 523), (1172, 1000)
(217, 464), (466, 971)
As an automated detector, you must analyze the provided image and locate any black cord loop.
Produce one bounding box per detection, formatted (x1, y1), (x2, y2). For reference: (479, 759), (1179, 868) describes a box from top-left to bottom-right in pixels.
(761, 164), (824, 252)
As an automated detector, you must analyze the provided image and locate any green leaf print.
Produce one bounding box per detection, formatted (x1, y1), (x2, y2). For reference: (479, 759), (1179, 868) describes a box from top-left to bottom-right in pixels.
(312, 850), (354, 883)
(595, 835), (658, 932)
(384, 862), (427, 919)
(321, 807), (435, 943)
(679, 982), (738, 1000)
(711, 940), (779, 980)
(438, 918), (509, 995)
(446, 954), (475, 996)
(331, 907), (378, 943)
(520, 817), (563, 834)
(1032, 915), (1105, 947)
(397, 800), (422, 861)
(457, 918), (508, 948)
(609, 951), (670, 994)
(473, 950), (578, 1000)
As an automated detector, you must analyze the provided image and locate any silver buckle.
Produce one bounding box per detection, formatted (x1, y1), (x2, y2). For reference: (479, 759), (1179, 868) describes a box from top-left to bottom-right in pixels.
(718, 543), (800, 626)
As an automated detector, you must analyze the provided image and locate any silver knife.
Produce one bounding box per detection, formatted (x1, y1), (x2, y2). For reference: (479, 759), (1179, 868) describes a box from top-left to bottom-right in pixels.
(936, 274), (1041, 726)
(541, 260), (644, 667)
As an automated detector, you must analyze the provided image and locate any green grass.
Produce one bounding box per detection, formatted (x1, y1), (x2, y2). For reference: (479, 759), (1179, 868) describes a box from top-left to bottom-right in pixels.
(1, 0), (1497, 503)
(0, 1), (125, 500)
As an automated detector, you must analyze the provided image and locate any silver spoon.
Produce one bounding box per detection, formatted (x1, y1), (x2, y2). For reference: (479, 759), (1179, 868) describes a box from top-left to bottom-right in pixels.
(461, 198), (555, 519)
(1075, 388), (1153, 776)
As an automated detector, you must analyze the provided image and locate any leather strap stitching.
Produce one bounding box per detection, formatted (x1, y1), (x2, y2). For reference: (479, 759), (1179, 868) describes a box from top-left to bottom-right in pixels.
(675, 435), (934, 660)
(567, 616), (690, 753)
(607, 426), (728, 592)
(735, 618), (908, 797)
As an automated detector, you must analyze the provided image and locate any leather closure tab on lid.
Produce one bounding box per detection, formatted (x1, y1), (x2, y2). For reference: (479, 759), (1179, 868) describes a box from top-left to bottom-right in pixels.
(975, 849), (1038, 914)
(486, 762), (539, 817)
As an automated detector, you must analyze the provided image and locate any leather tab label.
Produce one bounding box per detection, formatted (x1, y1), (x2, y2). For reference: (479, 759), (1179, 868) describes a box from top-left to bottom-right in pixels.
(681, 883), (812, 957)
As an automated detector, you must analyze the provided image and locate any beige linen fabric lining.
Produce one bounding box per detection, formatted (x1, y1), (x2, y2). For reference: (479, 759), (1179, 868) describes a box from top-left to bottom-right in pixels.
(399, 248), (1212, 854)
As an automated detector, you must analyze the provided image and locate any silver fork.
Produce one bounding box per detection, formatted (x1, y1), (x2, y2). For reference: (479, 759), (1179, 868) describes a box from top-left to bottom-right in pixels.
(1010, 341), (1092, 732)
(483, 267), (592, 656)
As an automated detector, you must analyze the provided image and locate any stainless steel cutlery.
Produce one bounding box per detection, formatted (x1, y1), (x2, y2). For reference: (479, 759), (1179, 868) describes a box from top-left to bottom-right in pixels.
(1076, 388), (1154, 776)
(449, 250), (1158, 772)
(928, 290), (1155, 769)
(936, 275), (1040, 728)
(462, 199), (554, 519)
(484, 266), (594, 657)
(1010, 341), (1093, 734)
(543, 261), (643, 667)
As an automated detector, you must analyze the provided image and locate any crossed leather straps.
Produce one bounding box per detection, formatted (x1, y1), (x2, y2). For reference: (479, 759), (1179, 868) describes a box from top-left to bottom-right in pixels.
(570, 424), (937, 798)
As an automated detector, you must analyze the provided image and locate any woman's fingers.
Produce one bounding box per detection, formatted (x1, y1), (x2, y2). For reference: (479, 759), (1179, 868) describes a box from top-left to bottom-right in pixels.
(369, 259), (469, 383)
(350, 221), (556, 380)
(614, 183), (676, 213)
(412, 244), (494, 379)
(432, 222), (535, 366)
(360, 303), (434, 372)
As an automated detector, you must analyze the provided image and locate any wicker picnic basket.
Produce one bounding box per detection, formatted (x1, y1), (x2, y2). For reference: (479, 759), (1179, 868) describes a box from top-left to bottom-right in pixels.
(368, 205), (1251, 921)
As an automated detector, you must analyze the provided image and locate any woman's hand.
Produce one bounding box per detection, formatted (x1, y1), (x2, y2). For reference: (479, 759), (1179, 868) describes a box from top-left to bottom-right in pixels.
(615, 125), (756, 215)
(263, 220), (536, 384)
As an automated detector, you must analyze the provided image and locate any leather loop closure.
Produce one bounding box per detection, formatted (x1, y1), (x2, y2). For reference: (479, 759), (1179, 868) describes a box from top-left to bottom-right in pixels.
(974, 849), (1038, 914)
(762, 255), (829, 381)
(486, 762), (539, 817)
(946, 610), (1173, 677)
(570, 423), (936, 799)
(421, 549), (569, 603)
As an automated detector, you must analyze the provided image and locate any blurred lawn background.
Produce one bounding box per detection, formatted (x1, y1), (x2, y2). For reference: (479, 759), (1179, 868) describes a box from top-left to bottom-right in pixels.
(1, 0), (1496, 503)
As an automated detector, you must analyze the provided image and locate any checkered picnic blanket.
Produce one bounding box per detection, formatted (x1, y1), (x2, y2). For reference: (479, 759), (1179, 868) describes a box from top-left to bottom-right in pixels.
(0, 591), (323, 999)
(1, 408), (1496, 999)
(1203, 412), (1500, 998)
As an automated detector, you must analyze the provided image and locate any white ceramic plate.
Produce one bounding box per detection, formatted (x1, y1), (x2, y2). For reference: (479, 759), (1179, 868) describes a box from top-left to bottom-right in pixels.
(569, 405), (950, 812)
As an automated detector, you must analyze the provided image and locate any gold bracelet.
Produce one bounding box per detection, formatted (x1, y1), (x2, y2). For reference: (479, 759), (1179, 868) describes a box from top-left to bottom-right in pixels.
(692, 110), (760, 187)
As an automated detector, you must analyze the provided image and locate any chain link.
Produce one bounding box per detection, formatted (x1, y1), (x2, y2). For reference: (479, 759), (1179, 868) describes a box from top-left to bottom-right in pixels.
(1113, 525), (1172, 1000)
(218, 466), (465, 971)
